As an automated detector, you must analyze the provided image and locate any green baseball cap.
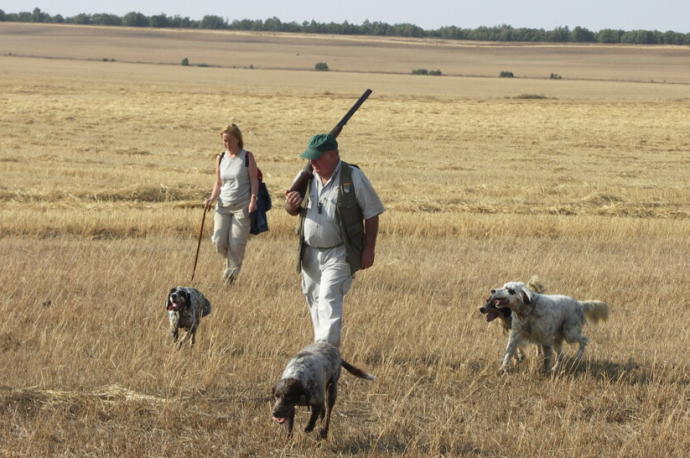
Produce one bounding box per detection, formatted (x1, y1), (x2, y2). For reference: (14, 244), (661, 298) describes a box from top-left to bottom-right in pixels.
(300, 133), (338, 159)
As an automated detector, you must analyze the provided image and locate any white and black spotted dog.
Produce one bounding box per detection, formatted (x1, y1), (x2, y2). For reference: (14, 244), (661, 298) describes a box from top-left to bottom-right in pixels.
(271, 341), (375, 439)
(165, 287), (212, 346)
(487, 281), (610, 373)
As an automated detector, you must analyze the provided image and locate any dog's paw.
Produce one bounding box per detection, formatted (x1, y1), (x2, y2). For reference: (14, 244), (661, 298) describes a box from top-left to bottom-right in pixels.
(304, 424), (315, 433)
(318, 428), (329, 440)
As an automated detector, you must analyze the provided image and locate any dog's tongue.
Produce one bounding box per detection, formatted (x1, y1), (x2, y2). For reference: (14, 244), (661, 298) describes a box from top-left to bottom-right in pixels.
(486, 311), (498, 322)
(272, 416), (285, 424)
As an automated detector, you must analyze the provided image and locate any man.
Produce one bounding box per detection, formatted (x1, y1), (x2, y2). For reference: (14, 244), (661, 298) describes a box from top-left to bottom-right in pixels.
(284, 133), (385, 347)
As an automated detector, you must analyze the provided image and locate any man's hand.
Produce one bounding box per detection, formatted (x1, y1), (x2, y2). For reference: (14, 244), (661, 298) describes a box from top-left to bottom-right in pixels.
(284, 191), (303, 215)
(360, 245), (375, 270)
(360, 215), (379, 270)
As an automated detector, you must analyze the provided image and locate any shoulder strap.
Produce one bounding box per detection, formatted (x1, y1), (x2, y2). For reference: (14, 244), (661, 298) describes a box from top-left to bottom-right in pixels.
(339, 161), (357, 191)
(340, 161), (352, 182)
(243, 150), (263, 181)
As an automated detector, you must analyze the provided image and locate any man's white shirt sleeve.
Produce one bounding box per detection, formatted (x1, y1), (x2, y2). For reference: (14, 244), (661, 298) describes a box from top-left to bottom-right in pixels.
(350, 167), (385, 220)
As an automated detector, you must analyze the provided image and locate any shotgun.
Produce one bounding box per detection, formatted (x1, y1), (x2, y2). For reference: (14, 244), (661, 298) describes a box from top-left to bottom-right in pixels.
(287, 89), (372, 197)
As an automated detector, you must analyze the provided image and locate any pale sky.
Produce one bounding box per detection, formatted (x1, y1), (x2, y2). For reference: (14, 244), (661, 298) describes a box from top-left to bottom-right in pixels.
(3, 0), (689, 33)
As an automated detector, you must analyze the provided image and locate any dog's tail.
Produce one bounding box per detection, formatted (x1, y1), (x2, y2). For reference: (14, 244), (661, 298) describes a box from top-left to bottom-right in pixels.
(581, 301), (609, 323)
(341, 360), (376, 381)
(201, 298), (212, 317)
(526, 275), (546, 294)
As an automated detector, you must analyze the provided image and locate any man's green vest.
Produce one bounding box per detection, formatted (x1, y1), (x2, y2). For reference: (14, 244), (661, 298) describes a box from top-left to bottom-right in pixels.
(296, 161), (364, 275)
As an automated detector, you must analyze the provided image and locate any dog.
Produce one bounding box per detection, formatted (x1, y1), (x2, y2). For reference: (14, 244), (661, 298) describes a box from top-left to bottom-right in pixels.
(165, 287), (211, 346)
(271, 341), (375, 439)
(479, 276), (546, 362)
(487, 281), (609, 373)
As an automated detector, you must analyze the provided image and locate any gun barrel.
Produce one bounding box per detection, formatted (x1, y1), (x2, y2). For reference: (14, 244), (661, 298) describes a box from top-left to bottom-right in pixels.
(288, 89), (372, 196)
(329, 89), (372, 138)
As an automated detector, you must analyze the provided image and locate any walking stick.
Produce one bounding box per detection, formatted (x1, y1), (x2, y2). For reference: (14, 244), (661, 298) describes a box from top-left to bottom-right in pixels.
(191, 204), (210, 282)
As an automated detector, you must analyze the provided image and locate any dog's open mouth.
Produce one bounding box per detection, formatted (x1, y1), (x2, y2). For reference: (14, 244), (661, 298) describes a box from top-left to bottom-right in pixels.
(167, 303), (181, 311)
(272, 416), (286, 424)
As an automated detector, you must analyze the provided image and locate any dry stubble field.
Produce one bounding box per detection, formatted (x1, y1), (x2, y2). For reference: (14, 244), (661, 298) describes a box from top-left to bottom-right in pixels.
(1, 25), (689, 457)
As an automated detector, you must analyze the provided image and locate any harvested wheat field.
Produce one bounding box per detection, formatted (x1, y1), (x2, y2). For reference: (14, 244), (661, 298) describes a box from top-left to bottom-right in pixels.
(1, 24), (689, 457)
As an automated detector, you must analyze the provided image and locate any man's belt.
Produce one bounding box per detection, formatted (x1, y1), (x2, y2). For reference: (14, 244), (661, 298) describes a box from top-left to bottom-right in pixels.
(305, 243), (344, 250)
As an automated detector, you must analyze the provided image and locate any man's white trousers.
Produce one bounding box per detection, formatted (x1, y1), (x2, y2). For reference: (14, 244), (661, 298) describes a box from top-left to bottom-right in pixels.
(300, 245), (352, 347)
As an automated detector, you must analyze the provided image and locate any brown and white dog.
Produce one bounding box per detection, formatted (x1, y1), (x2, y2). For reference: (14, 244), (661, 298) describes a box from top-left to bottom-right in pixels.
(165, 287), (212, 346)
(487, 281), (609, 373)
(271, 341), (375, 439)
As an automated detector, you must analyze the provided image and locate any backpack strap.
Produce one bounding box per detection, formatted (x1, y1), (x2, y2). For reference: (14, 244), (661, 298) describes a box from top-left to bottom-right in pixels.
(244, 150), (263, 182)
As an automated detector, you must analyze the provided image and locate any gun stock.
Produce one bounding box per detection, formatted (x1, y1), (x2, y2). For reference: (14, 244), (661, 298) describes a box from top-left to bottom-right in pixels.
(289, 163), (315, 198)
(288, 89), (372, 197)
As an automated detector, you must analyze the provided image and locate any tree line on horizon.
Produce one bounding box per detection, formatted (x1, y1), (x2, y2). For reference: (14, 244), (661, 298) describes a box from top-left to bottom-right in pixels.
(2, 8), (689, 46)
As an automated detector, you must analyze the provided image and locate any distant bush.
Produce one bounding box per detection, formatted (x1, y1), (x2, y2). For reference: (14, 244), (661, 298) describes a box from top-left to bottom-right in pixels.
(514, 94), (549, 99)
(412, 69), (442, 76)
(550, 73), (562, 79)
(314, 62), (329, 71)
(181, 57), (189, 66)
(499, 71), (514, 78)
(196, 63), (210, 67)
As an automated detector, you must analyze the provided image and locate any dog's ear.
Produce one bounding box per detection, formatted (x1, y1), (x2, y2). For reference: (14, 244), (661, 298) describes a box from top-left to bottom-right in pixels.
(520, 287), (533, 304)
(297, 383), (310, 405)
(299, 392), (310, 405)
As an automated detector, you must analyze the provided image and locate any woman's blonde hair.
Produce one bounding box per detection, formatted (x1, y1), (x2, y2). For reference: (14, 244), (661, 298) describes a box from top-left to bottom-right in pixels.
(220, 124), (243, 149)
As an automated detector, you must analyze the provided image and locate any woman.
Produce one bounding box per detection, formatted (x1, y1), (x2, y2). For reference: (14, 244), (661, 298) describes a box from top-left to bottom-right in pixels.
(204, 124), (259, 284)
